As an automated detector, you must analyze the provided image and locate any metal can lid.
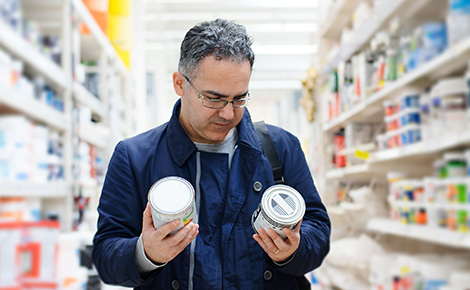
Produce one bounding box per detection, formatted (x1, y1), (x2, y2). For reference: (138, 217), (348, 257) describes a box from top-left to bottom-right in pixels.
(148, 176), (194, 214)
(261, 184), (305, 225)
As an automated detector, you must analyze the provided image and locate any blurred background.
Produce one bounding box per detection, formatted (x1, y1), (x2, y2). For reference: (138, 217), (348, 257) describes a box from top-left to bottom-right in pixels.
(0, 0), (470, 289)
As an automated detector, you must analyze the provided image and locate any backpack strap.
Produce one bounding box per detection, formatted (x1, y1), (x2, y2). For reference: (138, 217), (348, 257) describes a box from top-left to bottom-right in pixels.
(253, 121), (284, 184)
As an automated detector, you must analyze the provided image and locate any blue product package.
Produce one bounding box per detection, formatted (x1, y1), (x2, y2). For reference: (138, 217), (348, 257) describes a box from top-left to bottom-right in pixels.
(450, 0), (470, 13)
(407, 111), (421, 125)
(422, 22), (448, 52)
(401, 94), (420, 109)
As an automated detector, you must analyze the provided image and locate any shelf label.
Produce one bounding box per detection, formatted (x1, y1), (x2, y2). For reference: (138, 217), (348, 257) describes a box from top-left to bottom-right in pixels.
(354, 150), (370, 160)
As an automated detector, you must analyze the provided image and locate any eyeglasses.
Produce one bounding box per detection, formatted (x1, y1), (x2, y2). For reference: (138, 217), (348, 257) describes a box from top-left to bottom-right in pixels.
(182, 74), (251, 109)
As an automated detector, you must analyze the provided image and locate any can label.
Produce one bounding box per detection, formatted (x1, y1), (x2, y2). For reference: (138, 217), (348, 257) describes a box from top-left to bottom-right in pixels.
(251, 184), (305, 240)
(148, 176), (196, 235)
(252, 205), (291, 239)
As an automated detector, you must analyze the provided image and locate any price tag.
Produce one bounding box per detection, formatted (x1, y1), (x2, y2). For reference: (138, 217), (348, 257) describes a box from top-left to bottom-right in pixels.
(354, 150), (370, 160)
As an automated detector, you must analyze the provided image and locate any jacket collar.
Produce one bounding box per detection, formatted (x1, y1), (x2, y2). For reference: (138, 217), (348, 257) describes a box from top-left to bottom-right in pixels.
(167, 99), (263, 167)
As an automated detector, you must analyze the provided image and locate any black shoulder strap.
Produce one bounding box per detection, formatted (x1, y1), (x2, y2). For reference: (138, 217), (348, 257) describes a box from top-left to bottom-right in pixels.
(253, 121), (284, 184)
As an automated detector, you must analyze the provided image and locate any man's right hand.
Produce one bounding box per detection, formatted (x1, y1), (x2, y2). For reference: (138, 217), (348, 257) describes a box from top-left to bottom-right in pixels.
(142, 203), (199, 264)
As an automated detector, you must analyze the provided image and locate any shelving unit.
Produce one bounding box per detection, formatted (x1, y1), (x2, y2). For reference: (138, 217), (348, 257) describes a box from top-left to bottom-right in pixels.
(0, 88), (68, 132)
(367, 218), (470, 250)
(0, 21), (70, 90)
(0, 181), (69, 198)
(315, 0), (470, 287)
(322, 35), (470, 133)
(0, 0), (137, 233)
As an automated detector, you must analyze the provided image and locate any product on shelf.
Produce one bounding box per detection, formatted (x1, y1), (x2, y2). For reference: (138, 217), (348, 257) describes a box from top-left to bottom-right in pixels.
(333, 128), (346, 168)
(431, 77), (468, 134)
(382, 89), (423, 149)
(0, 116), (64, 182)
(0, 0), (62, 65)
(447, 0), (470, 46)
(0, 221), (60, 289)
(465, 61), (470, 124)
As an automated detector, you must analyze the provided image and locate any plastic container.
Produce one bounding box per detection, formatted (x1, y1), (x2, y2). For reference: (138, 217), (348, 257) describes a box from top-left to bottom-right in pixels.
(420, 92), (432, 141)
(400, 89), (421, 110)
(385, 113), (400, 132)
(430, 78), (468, 133)
(430, 83), (444, 137)
(376, 134), (387, 150)
(443, 152), (467, 178)
(400, 108), (421, 127)
(465, 149), (470, 176)
(447, 0), (470, 46)
(466, 61), (470, 125)
(439, 77), (467, 132)
(400, 124), (421, 146)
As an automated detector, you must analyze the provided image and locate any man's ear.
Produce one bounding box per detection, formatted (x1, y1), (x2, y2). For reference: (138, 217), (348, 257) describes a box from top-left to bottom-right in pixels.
(173, 72), (185, 97)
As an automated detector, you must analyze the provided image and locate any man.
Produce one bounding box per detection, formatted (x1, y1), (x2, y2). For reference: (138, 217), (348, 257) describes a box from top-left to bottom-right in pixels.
(93, 19), (330, 290)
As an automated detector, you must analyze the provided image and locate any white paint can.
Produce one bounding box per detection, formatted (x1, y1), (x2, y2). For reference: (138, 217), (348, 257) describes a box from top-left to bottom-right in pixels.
(252, 184), (305, 239)
(148, 176), (196, 235)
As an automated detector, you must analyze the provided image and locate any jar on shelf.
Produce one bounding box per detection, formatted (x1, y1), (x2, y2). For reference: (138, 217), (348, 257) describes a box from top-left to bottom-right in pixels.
(443, 152), (467, 178)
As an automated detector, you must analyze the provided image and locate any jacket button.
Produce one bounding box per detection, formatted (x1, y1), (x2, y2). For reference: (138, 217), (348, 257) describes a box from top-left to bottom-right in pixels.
(253, 181), (262, 192)
(171, 280), (180, 289)
(263, 270), (272, 281)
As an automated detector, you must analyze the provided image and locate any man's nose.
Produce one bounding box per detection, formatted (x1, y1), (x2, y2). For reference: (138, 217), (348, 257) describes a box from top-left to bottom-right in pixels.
(218, 102), (235, 120)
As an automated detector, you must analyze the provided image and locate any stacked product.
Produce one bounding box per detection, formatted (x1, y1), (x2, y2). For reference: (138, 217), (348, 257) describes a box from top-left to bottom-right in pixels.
(0, 116), (64, 182)
(0, 221), (61, 290)
(0, 0), (62, 64)
(388, 150), (470, 233)
(370, 253), (470, 290)
(0, 47), (64, 112)
(380, 89), (422, 149)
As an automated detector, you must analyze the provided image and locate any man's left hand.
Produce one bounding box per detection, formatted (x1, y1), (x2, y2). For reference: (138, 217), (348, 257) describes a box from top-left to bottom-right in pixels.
(252, 219), (302, 263)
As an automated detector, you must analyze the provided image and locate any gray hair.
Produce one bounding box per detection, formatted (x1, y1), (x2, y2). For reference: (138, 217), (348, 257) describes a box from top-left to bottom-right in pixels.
(178, 19), (255, 79)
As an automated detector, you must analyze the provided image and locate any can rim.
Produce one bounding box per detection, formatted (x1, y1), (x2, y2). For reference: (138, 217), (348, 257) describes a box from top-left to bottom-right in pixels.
(148, 176), (195, 215)
(261, 184), (305, 225)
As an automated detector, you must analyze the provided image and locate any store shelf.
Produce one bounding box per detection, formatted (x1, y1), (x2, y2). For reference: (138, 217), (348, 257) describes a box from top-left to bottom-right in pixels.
(370, 131), (470, 164)
(72, 0), (129, 77)
(322, 35), (470, 133)
(390, 201), (470, 211)
(0, 89), (68, 132)
(367, 218), (470, 249)
(325, 164), (379, 180)
(0, 21), (69, 90)
(73, 83), (106, 119)
(79, 123), (110, 150)
(319, 0), (363, 40)
(0, 181), (69, 198)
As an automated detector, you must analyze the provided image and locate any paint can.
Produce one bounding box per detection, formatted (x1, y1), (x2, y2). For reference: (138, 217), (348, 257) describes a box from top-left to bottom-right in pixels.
(252, 184), (305, 239)
(148, 176), (196, 235)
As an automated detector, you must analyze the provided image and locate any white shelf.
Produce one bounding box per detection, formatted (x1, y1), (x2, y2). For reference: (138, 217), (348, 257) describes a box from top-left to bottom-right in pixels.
(325, 164), (377, 180)
(390, 201), (470, 211)
(72, 0), (129, 77)
(73, 83), (106, 118)
(0, 89), (68, 132)
(367, 218), (470, 249)
(322, 35), (470, 133)
(0, 21), (70, 90)
(79, 123), (110, 149)
(319, 0), (363, 40)
(0, 181), (69, 198)
(370, 131), (470, 164)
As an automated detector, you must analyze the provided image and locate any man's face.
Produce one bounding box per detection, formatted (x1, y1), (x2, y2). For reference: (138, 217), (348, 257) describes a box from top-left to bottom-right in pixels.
(175, 56), (252, 144)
